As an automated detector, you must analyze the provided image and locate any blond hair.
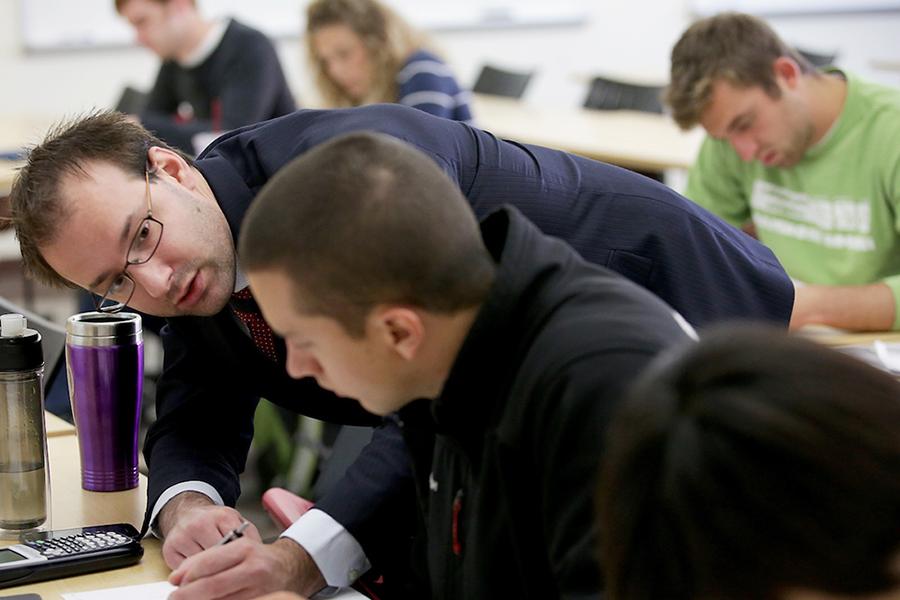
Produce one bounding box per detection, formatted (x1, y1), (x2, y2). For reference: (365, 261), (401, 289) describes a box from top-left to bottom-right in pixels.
(305, 0), (427, 107)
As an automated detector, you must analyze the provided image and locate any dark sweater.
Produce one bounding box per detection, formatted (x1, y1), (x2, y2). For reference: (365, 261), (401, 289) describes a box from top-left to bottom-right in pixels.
(141, 18), (295, 153)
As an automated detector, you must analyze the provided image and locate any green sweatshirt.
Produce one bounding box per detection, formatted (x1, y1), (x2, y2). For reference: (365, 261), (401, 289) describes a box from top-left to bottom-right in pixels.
(686, 72), (900, 328)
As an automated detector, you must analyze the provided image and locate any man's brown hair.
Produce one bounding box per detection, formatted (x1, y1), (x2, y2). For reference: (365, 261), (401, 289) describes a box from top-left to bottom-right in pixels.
(666, 12), (815, 129)
(10, 110), (192, 288)
(239, 131), (496, 337)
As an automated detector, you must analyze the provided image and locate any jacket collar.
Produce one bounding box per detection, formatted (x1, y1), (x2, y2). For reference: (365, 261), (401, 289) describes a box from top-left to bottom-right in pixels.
(195, 153), (255, 245)
(431, 206), (571, 438)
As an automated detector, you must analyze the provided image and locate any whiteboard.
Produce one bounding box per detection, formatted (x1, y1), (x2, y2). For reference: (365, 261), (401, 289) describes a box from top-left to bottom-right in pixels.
(21, 0), (589, 52)
(690, 0), (900, 16)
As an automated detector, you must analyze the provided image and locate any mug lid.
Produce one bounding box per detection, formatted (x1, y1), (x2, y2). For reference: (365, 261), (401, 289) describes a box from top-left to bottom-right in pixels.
(66, 311), (143, 339)
(0, 313), (43, 372)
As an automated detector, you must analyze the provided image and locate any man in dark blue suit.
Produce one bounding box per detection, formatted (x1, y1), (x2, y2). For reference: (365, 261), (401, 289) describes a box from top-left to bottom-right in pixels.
(11, 105), (792, 598)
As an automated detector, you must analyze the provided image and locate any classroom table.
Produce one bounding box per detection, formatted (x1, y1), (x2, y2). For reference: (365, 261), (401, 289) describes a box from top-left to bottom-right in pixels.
(0, 160), (21, 198)
(0, 116), (53, 153)
(797, 327), (900, 378)
(0, 117), (42, 305)
(46, 410), (76, 438)
(0, 435), (166, 599)
(471, 93), (704, 172)
(1, 115), (56, 197)
(805, 329), (900, 348)
(1, 433), (366, 599)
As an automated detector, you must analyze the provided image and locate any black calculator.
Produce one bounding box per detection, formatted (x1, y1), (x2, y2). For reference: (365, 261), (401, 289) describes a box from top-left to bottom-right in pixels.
(0, 523), (143, 588)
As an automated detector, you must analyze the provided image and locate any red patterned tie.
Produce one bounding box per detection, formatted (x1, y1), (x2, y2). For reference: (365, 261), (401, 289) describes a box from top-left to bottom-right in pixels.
(231, 287), (280, 362)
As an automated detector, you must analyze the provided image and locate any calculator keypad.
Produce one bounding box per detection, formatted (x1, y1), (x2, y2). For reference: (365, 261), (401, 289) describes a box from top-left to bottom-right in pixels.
(24, 531), (131, 557)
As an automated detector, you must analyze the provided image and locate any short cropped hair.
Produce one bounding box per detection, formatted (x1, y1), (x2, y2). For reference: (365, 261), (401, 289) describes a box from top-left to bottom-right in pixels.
(10, 111), (192, 288)
(666, 12), (816, 129)
(306, 0), (427, 107)
(598, 327), (900, 600)
(239, 131), (496, 337)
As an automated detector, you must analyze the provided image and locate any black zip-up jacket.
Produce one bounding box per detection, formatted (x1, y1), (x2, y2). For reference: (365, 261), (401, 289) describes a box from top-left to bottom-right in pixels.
(397, 206), (696, 599)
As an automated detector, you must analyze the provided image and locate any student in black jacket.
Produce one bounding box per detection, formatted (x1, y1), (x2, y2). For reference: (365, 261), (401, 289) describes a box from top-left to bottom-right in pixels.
(12, 105), (787, 598)
(226, 132), (697, 600)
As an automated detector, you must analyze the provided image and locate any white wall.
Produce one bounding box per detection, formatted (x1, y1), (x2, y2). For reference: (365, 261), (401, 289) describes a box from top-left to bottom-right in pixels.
(765, 11), (900, 85)
(1, 0), (899, 121)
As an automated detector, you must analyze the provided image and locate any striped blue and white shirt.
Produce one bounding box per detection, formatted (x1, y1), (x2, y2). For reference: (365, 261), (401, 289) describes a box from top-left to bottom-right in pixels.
(396, 50), (474, 124)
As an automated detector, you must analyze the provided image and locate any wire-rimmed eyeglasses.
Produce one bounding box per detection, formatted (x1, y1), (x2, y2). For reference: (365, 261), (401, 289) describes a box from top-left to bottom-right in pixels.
(92, 167), (164, 313)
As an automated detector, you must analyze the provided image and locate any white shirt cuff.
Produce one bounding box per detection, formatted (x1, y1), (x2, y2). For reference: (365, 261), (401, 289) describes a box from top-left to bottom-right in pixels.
(148, 481), (224, 538)
(281, 508), (371, 589)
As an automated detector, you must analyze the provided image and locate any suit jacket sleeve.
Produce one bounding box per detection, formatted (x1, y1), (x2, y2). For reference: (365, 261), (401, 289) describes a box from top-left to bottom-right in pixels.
(141, 313), (377, 519)
(142, 315), (417, 579)
(142, 320), (259, 527)
(315, 419), (419, 582)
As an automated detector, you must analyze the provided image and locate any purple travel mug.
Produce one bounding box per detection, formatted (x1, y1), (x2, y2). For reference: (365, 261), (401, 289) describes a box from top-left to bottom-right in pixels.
(65, 312), (143, 492)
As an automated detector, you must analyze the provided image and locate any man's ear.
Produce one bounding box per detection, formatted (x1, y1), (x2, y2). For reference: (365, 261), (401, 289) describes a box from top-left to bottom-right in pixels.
(147, 146), (199, 188)
(372, 307), (424, 362)
(773, 56), (802, 89)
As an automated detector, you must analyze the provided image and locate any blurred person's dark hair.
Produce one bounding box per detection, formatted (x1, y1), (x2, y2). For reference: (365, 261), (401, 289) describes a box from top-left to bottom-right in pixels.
(598, 326), (900, 600)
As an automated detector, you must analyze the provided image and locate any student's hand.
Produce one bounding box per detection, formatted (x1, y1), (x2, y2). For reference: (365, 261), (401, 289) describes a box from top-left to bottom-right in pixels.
(252, 594), (308, 600)
(168, 537), (324, 600)
(789, 282), (895, 332)
(159, 492), (262, 569)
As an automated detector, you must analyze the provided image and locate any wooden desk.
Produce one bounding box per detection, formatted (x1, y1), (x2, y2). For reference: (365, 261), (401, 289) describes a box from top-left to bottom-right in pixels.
(0, 160), (22, 198)
(46, 411), (76, 438)
(472, 94), (703, 172)
(0, 117), (54, 306)
(0, 116), (55, 155)
(0, 435), (363, 599)
(1, 116), (56, 197)
(806, 329), (900, 348)
(1, 435), (168, 599)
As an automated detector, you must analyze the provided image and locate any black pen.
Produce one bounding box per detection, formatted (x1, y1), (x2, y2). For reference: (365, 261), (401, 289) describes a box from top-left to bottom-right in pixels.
(215, 520), (250, 546)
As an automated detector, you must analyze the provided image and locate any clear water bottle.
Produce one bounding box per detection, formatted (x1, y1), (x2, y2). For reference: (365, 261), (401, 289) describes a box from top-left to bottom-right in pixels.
(0, 313), (51, 538)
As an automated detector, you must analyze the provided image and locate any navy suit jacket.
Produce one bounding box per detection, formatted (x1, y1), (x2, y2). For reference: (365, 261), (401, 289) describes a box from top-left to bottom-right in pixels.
(143, 103), (793, 582)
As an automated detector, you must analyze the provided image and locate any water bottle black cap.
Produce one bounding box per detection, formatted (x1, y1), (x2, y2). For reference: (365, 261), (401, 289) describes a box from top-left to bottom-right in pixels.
(0, 316), (44, 372)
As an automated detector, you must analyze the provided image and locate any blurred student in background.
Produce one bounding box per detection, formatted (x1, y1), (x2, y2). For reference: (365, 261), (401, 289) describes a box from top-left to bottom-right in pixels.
(116, 0), (295, 154)
(306, 0), (473, 123)
(103, 0), (298, 330)
(598, 327), (900, 600)
(668, 12), (900, 332)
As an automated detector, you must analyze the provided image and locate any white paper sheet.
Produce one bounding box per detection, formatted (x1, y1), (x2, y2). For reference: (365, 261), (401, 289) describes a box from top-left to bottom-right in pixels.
(62, 581), (176, 600)
(838, 341), (900, 374)
(61, 580), (367, 600)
